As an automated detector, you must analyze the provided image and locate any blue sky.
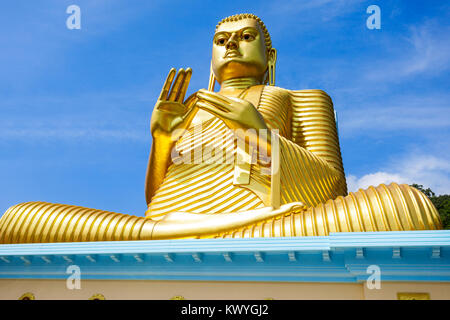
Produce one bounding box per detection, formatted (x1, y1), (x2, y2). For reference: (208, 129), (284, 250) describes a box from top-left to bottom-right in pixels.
(1, 0), (449, 217)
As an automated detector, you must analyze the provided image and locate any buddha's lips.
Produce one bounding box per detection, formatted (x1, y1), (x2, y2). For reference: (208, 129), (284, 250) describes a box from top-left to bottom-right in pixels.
(224, 50), (242, 58)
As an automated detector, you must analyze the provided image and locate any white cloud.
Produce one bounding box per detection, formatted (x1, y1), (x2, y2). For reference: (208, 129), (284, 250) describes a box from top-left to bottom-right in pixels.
(347, 154), (450, 195)
(347, 172), (406, 192)
(333, 21), (450, 139)
(403, 22), (450, 75)
(365, 21), (450, 81)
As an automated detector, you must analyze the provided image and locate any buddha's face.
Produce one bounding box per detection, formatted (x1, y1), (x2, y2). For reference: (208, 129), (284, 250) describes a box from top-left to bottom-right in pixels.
(212, 18), (272, 83)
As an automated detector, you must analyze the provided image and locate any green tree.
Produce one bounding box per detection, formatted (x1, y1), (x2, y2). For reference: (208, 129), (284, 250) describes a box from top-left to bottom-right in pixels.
(411, 184), (450, 230)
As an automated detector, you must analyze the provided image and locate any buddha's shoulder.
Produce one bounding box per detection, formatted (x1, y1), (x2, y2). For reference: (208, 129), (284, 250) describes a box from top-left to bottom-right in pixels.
(259, 85), (332, 103)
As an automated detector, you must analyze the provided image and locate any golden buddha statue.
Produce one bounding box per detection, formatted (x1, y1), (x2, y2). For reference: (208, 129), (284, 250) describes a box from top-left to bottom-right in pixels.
(0, 13), (442, 244)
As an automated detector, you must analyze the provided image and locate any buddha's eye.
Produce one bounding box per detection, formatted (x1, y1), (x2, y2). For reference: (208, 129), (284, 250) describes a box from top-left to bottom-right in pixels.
(215, 37), (227, 46)
(242, 33), (255, 41)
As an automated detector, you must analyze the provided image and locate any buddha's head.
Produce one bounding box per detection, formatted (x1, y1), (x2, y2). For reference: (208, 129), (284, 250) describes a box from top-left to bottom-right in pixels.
(211, 13), (277, 86)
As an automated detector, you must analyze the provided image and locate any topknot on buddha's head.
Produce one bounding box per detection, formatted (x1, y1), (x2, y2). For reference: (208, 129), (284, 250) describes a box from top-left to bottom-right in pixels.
(216, 13), (272, 52)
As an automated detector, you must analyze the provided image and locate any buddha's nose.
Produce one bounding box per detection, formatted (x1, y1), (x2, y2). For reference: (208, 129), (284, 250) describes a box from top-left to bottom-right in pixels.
(226, 33), (239, 50)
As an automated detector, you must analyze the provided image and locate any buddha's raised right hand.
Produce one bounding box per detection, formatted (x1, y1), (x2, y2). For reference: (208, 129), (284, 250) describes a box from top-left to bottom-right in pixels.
(150, 68), (198, 142)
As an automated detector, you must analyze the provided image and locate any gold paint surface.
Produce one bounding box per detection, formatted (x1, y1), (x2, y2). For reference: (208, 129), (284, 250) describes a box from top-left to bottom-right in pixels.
(397, 292), (430, 300)
(18, 292), (35, 300)
(0, 13), (442, 243)
(89, 293), (106, 300)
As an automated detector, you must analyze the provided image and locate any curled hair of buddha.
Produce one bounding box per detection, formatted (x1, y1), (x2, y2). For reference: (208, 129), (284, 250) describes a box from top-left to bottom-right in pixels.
(216, 13), (272, 52)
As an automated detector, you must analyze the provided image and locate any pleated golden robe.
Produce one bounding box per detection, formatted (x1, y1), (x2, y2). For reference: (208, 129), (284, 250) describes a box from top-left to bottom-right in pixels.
(146, 86), (346, 218)
(145, 85), (441, 237)
(0, 86), (442, 243)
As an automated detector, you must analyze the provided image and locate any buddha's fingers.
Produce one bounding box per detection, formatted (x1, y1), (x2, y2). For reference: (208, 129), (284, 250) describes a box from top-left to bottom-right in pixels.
(178, 68), (192, 103)
(197, 92), (233, 112)
(159, 68), (176, 101)
(196, 101), (229, 118)
(151, 202), (305, 240)
(198, 89), (234, 105)
(156, 101), (186, 114)
(168, 68), (186, 102)
(182, 98), (200, 125)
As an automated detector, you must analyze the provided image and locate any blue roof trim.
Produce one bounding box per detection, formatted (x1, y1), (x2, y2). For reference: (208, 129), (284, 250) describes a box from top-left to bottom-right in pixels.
(330, 230), (450, 247)
(0, 236), (331, 255)
(0, 231), (449, 282)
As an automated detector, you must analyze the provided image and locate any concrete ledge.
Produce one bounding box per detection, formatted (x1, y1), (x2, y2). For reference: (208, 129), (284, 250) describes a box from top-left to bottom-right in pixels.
(0, 231), (449, 282)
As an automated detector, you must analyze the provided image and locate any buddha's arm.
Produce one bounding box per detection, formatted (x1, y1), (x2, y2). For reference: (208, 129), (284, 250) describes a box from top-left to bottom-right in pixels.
(145, 68), (197, 205)
(277, 134), (347, 206)
(245, 86), (347, 208)
(289, 89), (347, 190)
(145, 139), (175, 205)
(151, 202), (305, 239)
(268, 88), (347, 206)
(145, 96), (199, 205)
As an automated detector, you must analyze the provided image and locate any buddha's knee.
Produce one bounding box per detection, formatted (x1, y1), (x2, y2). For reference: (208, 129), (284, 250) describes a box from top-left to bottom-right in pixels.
(298, 183), (441, 235)
(0, 202), (153, 244)
(220, 183), (442, 238)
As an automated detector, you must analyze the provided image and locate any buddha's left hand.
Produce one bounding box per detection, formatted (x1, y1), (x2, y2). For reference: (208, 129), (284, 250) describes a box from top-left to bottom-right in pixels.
(196, 89), (271, 151)
(196, 89), (267, 131)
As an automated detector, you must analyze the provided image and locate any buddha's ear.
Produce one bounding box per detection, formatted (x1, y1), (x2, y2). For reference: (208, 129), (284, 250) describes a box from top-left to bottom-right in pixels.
(268, 48), (277, 65)
(267, 48), (277, 86)
(208, 60), (217, 91)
